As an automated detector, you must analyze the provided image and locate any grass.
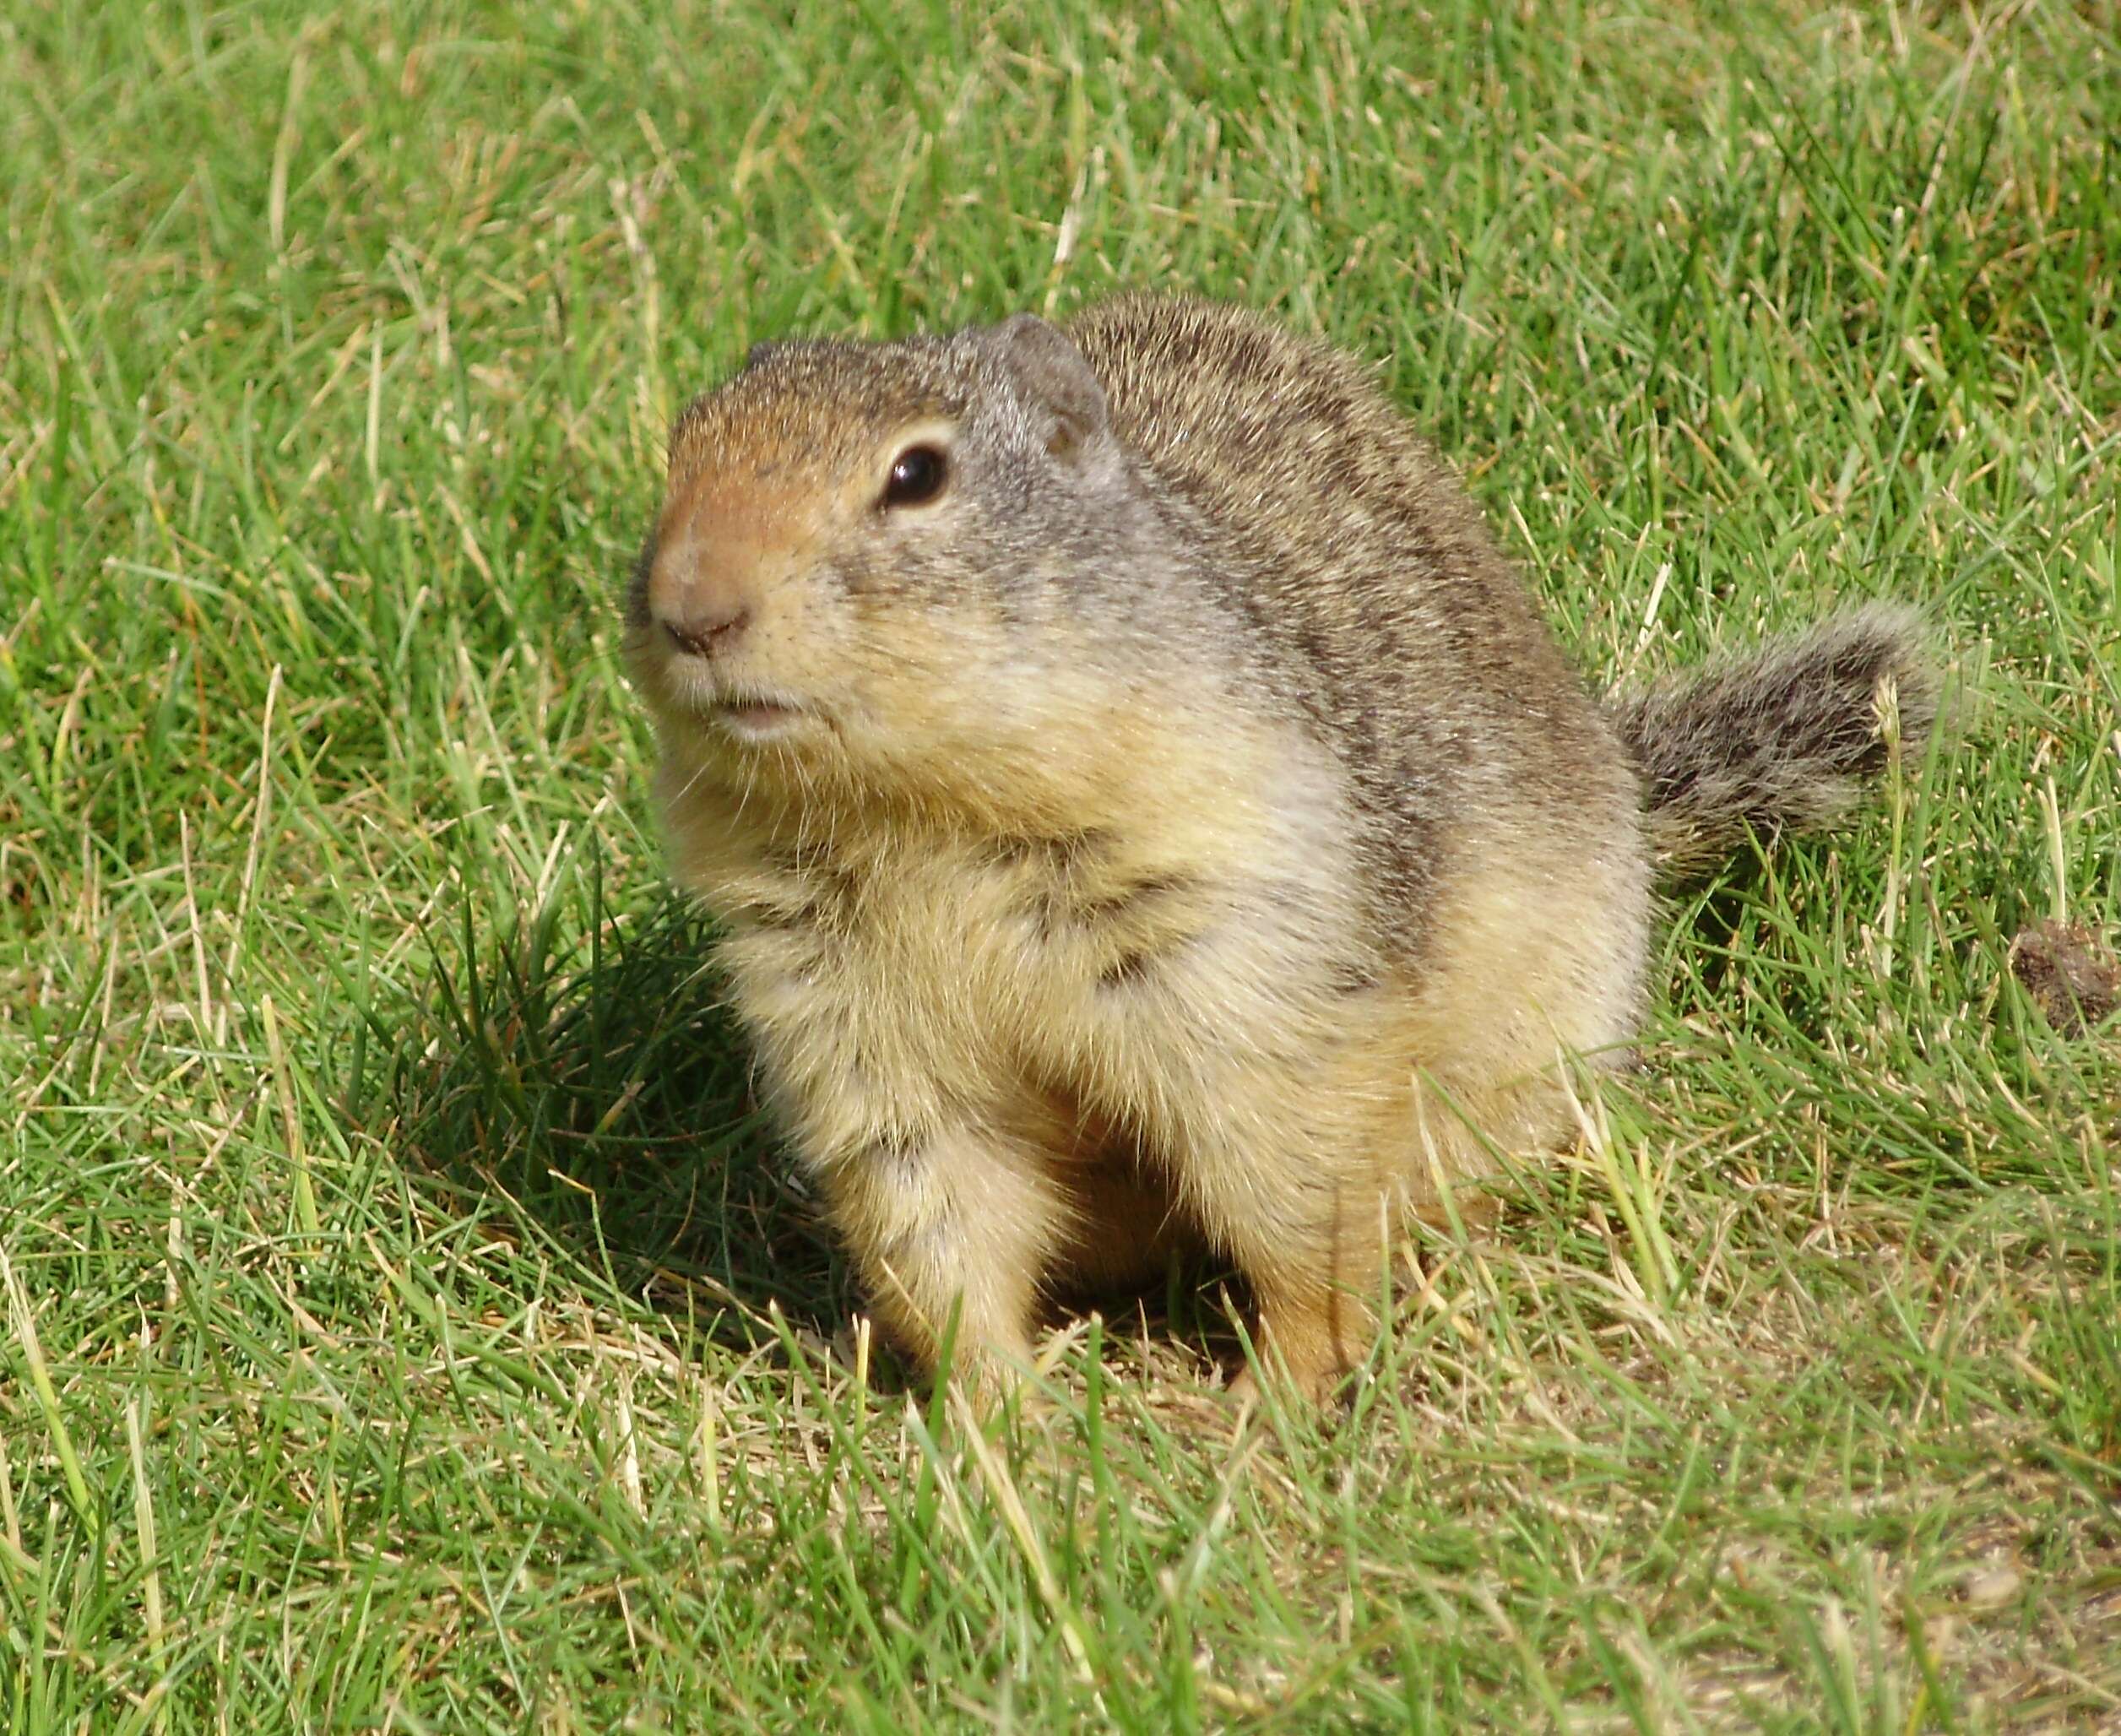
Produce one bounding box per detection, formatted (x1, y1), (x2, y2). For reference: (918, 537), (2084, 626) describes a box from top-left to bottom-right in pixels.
(2, 0), (2117, 1727)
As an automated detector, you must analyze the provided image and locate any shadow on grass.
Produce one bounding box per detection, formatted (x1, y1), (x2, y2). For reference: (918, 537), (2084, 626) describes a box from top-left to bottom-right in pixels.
(366, 860), (853, 1353)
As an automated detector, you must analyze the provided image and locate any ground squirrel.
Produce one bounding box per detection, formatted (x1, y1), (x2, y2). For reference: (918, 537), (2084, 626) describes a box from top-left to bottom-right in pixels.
(623, 296), (1936, 1402)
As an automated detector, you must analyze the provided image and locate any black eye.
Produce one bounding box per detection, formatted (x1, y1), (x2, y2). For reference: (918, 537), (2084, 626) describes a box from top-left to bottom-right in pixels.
(883, 445), (948, 507)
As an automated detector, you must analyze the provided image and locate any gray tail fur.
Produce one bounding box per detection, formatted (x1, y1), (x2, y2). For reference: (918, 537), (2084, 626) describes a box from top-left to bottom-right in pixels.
(1606, 605), (1939, 878)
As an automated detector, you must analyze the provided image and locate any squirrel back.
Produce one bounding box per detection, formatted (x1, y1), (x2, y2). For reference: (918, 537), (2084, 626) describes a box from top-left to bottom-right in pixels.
(1065, 296), (1643, 948)
(1067, 296), (1935, 892)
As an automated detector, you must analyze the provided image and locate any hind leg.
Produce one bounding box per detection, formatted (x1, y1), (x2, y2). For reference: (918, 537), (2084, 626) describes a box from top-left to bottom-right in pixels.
(1153, 1016), (1568, 1401)
(1154, 1059), (1398, 1402)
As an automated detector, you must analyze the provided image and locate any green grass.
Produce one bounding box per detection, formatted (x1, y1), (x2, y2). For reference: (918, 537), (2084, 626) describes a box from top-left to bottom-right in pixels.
(3, 0), (2118, 1727)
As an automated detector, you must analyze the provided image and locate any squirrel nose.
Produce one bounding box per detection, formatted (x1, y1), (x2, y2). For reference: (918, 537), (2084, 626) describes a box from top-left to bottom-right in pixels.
(648, 529), (758, 659)
(661, 599), (751, 659)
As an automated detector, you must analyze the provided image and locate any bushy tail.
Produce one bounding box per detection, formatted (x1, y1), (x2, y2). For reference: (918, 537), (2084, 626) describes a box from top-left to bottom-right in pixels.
(1606, 605), (1939, 877)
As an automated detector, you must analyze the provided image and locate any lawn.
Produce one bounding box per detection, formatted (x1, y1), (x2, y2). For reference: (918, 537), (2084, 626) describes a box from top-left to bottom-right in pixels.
(3, 0), (2118, 1728)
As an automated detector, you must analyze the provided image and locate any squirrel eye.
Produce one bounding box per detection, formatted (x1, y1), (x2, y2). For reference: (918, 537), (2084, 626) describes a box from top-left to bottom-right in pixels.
(882, 444), (948, 507)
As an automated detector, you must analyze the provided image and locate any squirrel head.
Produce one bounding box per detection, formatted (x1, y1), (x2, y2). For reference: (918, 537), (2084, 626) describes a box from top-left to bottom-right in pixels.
(626, 313), (1158, 812)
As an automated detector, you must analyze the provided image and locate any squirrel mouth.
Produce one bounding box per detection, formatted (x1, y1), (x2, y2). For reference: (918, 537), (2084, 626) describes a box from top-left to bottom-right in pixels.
(710, 694), (811, 744)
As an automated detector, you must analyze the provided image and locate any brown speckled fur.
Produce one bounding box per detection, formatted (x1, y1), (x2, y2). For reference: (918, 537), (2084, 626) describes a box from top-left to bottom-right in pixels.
(622, 296), (1935, 1402)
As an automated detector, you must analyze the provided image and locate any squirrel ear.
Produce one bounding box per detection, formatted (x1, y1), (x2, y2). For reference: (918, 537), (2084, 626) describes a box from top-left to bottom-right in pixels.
(990, 313), (1109, 460)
